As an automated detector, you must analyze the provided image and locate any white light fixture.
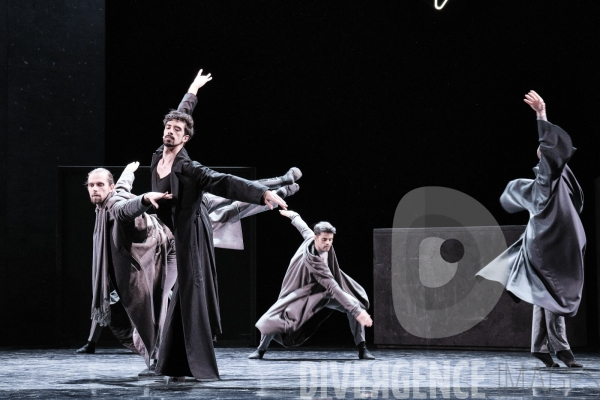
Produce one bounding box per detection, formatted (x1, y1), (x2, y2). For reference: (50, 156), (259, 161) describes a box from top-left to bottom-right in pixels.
(435, 0), (450, 10)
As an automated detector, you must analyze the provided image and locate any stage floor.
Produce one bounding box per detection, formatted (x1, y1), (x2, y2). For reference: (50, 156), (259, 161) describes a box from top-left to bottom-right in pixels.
(0, 347), (599, 399)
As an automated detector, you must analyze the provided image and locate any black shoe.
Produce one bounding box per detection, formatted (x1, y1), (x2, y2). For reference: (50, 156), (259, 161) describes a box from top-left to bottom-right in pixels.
(75, 342), (96, 354)
(248, 349), (266, 359)
(556, 350), (583, 368)
(357, 342), (375, 360)
(532, 352), (559, 367)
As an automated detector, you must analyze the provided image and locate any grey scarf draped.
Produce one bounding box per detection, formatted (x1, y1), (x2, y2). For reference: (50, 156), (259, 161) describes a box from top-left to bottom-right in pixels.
(90, 195), (112, 326)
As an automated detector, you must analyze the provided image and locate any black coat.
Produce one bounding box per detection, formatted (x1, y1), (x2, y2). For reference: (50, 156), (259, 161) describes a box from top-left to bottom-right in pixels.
(152, 95), (268, 380)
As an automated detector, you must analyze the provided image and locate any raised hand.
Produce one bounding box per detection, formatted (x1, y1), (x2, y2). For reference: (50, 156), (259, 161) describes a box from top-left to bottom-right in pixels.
(524, 90), (546, 118)
(143, 192), (173, 208)
(263, 190), (288, 210)
(124, 161), (140, 173)
(356, 310), (373, 327)
(188, 69), (213, 95)
(279, 210), (299, 219)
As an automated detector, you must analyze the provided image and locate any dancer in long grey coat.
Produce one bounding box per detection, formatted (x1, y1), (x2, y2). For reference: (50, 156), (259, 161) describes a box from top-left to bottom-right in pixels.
(250, 210), (374, 360)
(477, 90), (585, 368)
(79, 162), (176, 370)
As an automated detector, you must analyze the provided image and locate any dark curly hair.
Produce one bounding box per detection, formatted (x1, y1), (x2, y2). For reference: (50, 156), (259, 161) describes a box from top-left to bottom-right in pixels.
(163, 110), (195, 140)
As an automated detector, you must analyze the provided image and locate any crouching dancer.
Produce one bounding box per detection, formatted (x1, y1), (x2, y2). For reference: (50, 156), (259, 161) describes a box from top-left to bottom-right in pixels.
(250, 210), (374, 360)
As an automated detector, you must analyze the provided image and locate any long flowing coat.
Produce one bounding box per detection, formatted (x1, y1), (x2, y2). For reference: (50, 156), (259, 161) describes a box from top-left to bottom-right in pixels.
(95, 169), (177, 367)
(151, 105), (268, 378)
(477, 120), (585, 317)
(256, 216), (369, 346)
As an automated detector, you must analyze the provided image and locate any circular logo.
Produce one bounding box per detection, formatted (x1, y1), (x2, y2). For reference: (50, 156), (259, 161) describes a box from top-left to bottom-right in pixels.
(392, 187), (508, 339)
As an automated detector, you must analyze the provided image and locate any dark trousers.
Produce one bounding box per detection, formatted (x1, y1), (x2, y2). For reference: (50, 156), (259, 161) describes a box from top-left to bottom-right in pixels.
(531, 305), (570, 353)
(258, 299), (365, 350)
(87, 299), (136, 353)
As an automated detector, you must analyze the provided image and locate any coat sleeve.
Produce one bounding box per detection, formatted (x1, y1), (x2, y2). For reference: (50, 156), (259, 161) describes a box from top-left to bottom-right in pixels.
(306, 259), (364, 318)
(110, 194), (151, 223)
(114, 169), (135, 193)
(537, 120), (575, 181)
(177, 93), (198, 115)
(166, 235), (176, 274)
(291, 215), (314, 241)
(500, 179), (535, 214)
(180, 161), (269, 204)
(110, 169), (151, 222)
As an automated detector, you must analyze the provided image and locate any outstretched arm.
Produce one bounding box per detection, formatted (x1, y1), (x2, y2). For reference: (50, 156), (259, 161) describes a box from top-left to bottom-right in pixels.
(180, 161), (287, 209)
(280, 210), (313, 240)
(112, 192), (172, 222)
(304, 253), (372, 325)
(111, 162), (173, 221)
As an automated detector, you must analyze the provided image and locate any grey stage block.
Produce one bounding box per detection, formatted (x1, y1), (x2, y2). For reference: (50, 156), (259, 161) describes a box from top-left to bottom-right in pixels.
(374, 226), (588, 350)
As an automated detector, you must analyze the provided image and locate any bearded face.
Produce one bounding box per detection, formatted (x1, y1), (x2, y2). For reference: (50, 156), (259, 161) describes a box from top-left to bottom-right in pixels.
(87, 172), (114, 204)
(163, 119), (189, 148)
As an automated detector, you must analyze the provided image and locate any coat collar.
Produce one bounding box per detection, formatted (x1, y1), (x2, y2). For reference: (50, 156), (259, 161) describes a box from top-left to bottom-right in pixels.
(150, 145), (190, 173)
(152, 145), (192, 228)
(96, 190), (116, 211)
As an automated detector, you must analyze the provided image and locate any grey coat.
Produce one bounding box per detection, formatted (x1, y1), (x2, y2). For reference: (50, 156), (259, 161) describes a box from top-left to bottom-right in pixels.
(477, 120), (585, 317)
(95, 169), (177, 366)
(256, 216), (369, 346)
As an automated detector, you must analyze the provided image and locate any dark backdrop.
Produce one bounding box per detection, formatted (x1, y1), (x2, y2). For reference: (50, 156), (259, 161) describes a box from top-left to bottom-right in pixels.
(104, 1), (600, 348)
(0, 0), (105, 346)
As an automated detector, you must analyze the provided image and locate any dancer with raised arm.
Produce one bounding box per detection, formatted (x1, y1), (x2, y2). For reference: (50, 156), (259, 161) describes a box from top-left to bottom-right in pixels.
(477, 90), (585, 368)
(151, 69), (288, 381)
(79, 162), (176, 374)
